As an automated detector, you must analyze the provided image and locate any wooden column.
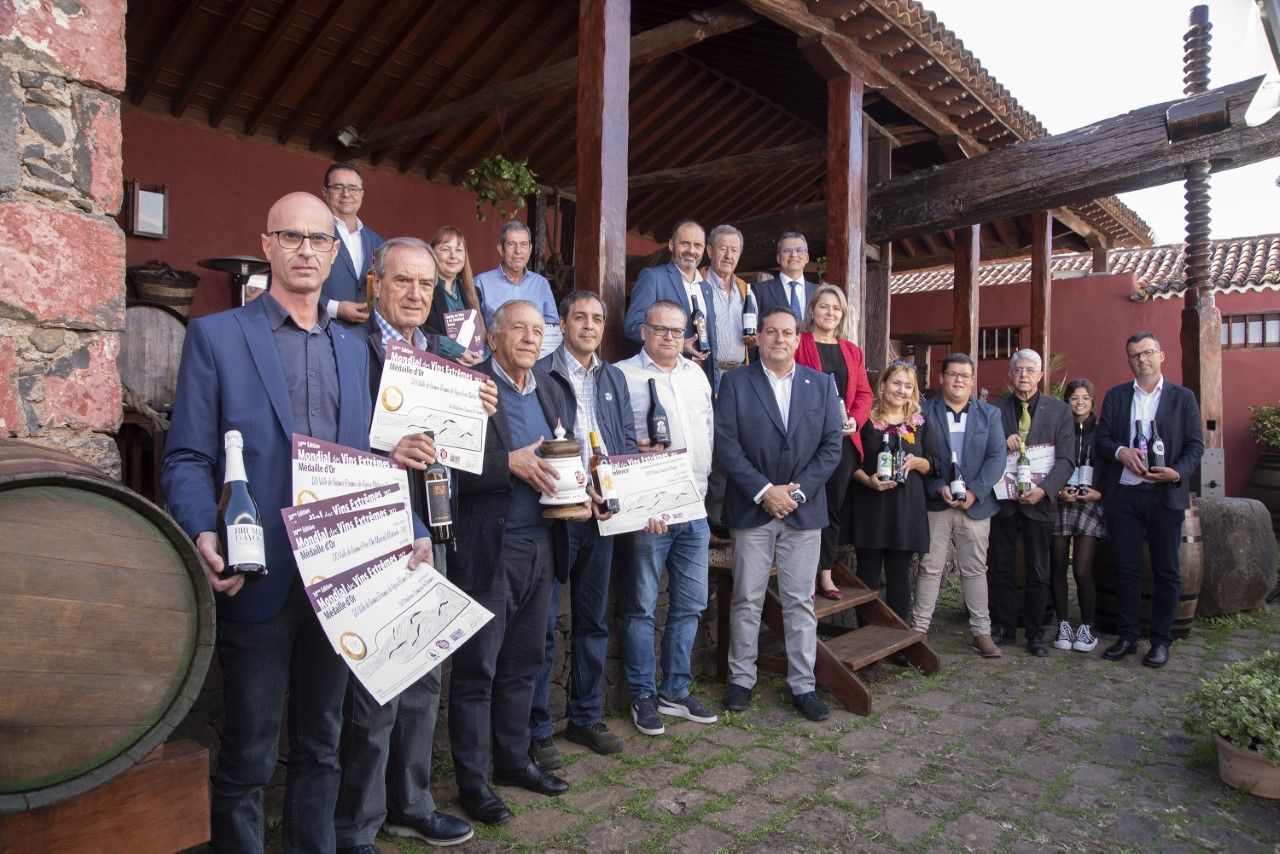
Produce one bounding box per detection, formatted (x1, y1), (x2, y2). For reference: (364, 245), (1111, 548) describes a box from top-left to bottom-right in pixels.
(863, 131), (892, 371)
(573, 0), (630, 359)
(951, 224), (980, 360)
(1029, 211), (1052, 392)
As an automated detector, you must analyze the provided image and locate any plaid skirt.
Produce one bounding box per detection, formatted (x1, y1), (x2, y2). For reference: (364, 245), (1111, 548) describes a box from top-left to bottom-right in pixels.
(1055, 498), (1106, 538)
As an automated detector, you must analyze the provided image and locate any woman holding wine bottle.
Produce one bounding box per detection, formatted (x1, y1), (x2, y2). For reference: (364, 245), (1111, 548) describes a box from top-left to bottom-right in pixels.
(428, 226), (487, 365)
(849, 362), (939, 625)
(1050, 379), (1105, 652)
(795, 285), (873, 599)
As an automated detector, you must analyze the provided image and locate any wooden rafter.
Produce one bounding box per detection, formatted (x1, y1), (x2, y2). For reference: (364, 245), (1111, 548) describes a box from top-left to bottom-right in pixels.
(209, 0), (308, 129)
(243, 0), (345, 136)
(131, 2), (204, 106)
(171, 0), (256, 119)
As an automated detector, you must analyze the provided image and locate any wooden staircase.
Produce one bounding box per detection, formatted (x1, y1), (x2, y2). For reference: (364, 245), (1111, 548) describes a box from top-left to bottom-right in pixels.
(709, 546), (939, 716)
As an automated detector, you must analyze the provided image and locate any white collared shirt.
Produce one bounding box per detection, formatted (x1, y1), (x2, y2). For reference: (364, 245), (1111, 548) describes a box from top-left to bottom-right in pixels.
(763, 364), (795, 429)
(554, 345), (600, 468)
(614, 349), (714, 497)
(780, 274), (807, 320)
(678, 267), (704, 314)
(1118, 376), (1164, 486)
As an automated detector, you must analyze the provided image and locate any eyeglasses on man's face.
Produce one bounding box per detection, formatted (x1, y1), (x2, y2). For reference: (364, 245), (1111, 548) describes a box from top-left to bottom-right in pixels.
(943, 371), (972, 382)
(325, 183), (363, 195)
(269, 230), (336, 252)
(1128, 348), (1161, 362)
(646, 323), (684, 339)
(1011, 366), (1040, 376)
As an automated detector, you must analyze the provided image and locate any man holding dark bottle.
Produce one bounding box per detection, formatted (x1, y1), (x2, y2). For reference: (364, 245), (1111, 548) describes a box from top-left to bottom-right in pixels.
(1095, 332), (1203, 668)
(163, 192), (413, 852)
(527, 290), (639, 769)
(615, 299), (718, 737)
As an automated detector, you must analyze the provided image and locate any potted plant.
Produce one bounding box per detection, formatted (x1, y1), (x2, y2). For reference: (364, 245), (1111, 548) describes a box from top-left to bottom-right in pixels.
(461, 155), (539, 222)
(1184, 651), (1280, 799)
(1245, 404), (1280, 536)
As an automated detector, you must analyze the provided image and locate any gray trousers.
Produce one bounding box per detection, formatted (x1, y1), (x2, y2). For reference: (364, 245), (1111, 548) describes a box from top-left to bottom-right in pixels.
(334, 544), (446, 846)
(728, 520), (821, 694)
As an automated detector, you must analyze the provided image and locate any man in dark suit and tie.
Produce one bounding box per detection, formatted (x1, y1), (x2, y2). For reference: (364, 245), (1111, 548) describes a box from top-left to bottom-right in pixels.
(1095, 331), (1203, 668)
(320, 161), (384, 325)
(448, 300), (581, 825)
(623, 220), (719, 385)
(162, 192), (417, 852)
(987, 349), (1075, 656)
(753, 232), (818, 325)
(714, 307), (844, 721)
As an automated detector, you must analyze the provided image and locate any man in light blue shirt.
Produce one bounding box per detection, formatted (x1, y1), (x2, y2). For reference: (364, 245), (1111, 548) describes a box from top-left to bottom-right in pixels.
(473, 221), (561, 357)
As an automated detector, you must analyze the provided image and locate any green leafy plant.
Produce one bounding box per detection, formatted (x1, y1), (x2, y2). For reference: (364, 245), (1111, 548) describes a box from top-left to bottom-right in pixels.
(1248, 404), (1280, 452)
(461, 155), (538, 222)
(1184, 651), (1280, 763)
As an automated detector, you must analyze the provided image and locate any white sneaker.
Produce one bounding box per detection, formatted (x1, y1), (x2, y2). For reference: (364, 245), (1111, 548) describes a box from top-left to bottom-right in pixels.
(1072, 623), (1098, 652)
(1053, 620), (1074, 650)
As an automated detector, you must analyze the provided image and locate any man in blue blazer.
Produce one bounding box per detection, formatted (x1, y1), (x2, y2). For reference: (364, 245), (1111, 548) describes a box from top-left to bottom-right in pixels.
(752, 232), (819, 325)
(912, 354), (1009, 658)
(319, 161), (384, 324)
(714, 307), (844, 722)
(162, 192), (424, 852)
(1095, 331), (1203, 668)
(623, 220), (720, 388)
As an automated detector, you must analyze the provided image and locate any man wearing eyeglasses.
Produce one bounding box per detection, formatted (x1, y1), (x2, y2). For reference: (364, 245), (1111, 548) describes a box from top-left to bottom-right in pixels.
(752, 232), (817, 324)
(320, 161), (384, 325)
(163, 192), (385, 852)
(615, 299), (718, 737)
(987, 349), (1075, 656)
(1094, 332), (1203, 668)
(474, 220), (562, 359)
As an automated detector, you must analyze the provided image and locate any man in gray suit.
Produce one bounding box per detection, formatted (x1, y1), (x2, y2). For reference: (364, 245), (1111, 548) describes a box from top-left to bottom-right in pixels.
(987, 349), (1074, 656)
(912, 354), (1009, 658)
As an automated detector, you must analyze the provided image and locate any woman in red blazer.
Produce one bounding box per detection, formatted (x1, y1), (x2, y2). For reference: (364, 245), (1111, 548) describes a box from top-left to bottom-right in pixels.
(796, 284), (874, 599)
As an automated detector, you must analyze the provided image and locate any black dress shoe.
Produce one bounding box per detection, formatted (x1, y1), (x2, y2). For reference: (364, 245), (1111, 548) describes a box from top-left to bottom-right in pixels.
(383, 810), (474, 847)
(1026, 637), (1048, 657)
(1143, 643), (1170, 668)
(1102, 638), (1138, 660)
(492, 762), (569, 796)
(459, 785), (512, 825)
(991, 625), (1016, 646)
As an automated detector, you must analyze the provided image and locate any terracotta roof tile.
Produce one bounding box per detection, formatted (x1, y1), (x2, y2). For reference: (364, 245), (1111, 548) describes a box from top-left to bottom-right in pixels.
(889, 234), (1280, 299)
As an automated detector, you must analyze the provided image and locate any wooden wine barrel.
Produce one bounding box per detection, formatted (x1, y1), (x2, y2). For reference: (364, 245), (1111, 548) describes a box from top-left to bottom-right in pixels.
(1245, 452), (1280, 537)
(118, 302), (186, 414)
(0, 440), (213, 813)
(1095, 498), (1203, 639)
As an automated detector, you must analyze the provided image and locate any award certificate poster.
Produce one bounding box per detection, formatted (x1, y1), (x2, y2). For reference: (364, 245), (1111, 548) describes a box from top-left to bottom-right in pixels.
(369, 340), (489, 474)
(993, 442), (1056, 500)
(597, 449), (707, 536)
(291, 434), (413, 534)
(282, 487), (493, 705)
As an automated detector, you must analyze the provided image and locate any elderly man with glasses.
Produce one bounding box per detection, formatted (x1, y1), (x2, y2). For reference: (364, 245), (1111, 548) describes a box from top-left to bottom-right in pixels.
(320, 161), (385, 325)
(987, 349), (1076, 656)
(615, 299), (718, 737)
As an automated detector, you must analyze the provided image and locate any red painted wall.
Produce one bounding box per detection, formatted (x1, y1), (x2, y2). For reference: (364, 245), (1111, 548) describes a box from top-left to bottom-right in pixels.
(892, 273), (1280, 498)
(121, 107), (661, 319)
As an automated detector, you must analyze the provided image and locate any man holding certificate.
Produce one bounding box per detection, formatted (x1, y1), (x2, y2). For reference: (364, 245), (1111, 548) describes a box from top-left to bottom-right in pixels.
(713, 307), (844, 721)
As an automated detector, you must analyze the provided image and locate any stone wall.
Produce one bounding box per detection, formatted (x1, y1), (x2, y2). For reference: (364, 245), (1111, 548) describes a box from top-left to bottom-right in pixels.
(0, 1), (126, 475)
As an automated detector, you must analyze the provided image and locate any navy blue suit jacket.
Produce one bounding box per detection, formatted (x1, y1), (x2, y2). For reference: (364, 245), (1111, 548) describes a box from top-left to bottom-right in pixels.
(714, 361), (844, 530)
(753, 276), (817, 322)
(162, 296), (373, 622)
(624, 262), (720, 387)
(320, 224), (385, 306)
(921, 395), (1008, 520)
(1094, 380), (1203, 510)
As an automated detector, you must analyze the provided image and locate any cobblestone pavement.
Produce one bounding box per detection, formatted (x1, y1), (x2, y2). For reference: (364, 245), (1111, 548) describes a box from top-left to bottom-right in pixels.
(345, 596), (1280, 852)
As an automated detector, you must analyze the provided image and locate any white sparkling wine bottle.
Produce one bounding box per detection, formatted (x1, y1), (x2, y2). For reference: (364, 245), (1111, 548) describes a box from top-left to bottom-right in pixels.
(217, 429), (267, 581)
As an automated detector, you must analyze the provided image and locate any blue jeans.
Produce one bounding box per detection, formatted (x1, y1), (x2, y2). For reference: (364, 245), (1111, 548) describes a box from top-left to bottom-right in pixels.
(212, 581), (348, 854)
(623, 518), (710, 701)
(530, 520), (616, 739)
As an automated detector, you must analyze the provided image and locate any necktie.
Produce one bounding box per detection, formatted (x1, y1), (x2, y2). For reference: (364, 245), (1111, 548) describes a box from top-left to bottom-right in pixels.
(1018, 400), (1031, 439)
(789, 281), (803, 318)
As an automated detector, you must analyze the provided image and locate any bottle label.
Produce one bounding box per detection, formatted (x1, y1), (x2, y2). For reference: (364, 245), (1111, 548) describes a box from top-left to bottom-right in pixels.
(426, 481), (452, 526)
(876, 451), (893, 479)
(742, 312), (757, 333)
(1078, 465), (1094, 487)
(1151, 438), (1165, 460)
(650, 417), (670, 441)
(227, 523), (265, 566)
(950, 478), (966, 496)
(1016, 464), (1032, 485)
(595, 461), (619, 500)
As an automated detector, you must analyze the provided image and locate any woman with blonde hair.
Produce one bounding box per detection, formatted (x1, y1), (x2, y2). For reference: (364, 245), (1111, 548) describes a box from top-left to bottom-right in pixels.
(428, 226), (486, 365)
(849, 361), (939, 626)
(795, 284), (873, 599)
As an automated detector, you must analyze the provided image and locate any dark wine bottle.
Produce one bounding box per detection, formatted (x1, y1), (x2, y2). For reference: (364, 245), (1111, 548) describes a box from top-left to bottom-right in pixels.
(1149, 419), (1166, 468)
(217, 429), (267, 582)
(742, 290), (758, 337)
(949, 450), (966, 501)
(690, 294), (711, 354)
(589, 430), (621, 514)
(422, 430), (453, 543)
(1134, 418), (1149, 467)
(646, 378), (672, 448)
(1075, 422), (1094, 496)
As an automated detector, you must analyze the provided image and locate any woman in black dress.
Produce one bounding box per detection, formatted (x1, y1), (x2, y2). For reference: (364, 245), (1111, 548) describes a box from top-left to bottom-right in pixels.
(850, 362), (939, 623)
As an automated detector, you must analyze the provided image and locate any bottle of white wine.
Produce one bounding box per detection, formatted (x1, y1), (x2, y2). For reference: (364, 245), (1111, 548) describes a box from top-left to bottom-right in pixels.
(218, 429), (267, 581)
(1015, 438), (1033, 497)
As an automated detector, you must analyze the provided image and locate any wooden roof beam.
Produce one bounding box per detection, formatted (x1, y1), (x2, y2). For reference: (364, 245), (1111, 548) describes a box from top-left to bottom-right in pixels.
(349, 1), (761, 158)
(171, 0), (256, 119)
(209, 0), (308, 129)
(565, 139), (827, 195)
(130, 2), (204, 106)
(243, 0), (344, 136)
